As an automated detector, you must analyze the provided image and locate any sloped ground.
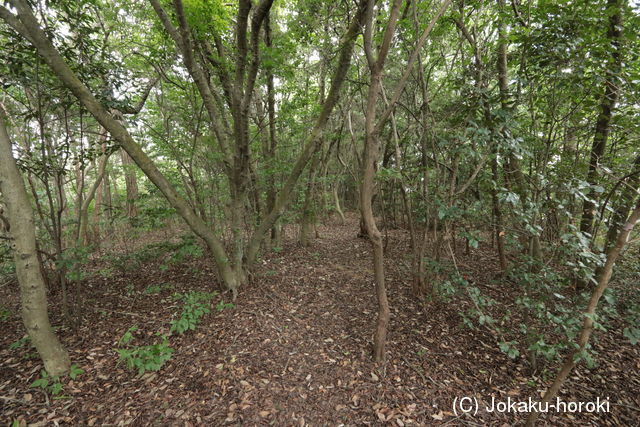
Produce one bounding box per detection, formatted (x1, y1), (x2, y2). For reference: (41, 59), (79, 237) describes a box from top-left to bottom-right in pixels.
(1, 216), (638, 425)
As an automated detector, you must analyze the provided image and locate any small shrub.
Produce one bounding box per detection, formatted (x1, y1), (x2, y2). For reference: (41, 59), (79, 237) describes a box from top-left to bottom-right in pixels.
(215, 300), (235, 311)
(30, 364), (83, 398)
(170, 291), (217, 334)
(116, 326), (174, 375)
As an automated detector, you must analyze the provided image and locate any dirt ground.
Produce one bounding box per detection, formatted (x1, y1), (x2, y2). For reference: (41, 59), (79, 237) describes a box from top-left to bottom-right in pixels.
(1, 216), (638, 425)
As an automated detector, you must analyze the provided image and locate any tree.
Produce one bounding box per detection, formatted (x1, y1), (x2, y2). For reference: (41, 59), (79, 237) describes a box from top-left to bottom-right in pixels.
(0, 0), (369, 296)
(0, 105), (70, 376)
(526, 196), (640, 426)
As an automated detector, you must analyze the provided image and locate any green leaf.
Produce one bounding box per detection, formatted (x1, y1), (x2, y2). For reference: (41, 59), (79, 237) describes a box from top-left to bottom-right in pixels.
(69, 364), (84, 380)
(31, 378), (49, 389)
(623, 327), (640, 345)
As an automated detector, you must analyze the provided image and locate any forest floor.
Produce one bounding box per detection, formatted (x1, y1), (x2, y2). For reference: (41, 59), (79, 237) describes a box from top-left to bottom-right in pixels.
(1, 215), (638, 426)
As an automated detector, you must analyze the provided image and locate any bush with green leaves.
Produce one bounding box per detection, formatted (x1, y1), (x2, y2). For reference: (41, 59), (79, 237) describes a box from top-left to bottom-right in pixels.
(116, 326), (174, 375)
(429, 254), (594, 370)
(168, 291), (235, 334)
(216, 300), (235, 311)
(170, 291), (216, 334)
(30, 364), (84, 398)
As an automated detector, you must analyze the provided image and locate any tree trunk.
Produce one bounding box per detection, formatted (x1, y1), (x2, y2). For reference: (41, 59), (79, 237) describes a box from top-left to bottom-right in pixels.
(603, 155), (640, 253)
(263, 13), (278, 250)
(78, 152), (110, 246)
(360, 0), (403, 362)
(0, 109), (70, 377)
(579, 0), (622, 238)
(526, 197), (640, 426)
(120, 148), (139, 219)
(300, 154), (322, 246)
(491, 155), (508, 271)
(333, 185), (346, 224)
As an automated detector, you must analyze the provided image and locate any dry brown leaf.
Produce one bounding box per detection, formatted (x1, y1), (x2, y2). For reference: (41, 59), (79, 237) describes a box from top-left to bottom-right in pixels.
(431, 411), (444, 420)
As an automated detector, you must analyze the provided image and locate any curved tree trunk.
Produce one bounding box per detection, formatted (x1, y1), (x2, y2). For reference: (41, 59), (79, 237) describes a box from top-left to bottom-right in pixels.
(0, 108), (70, 377)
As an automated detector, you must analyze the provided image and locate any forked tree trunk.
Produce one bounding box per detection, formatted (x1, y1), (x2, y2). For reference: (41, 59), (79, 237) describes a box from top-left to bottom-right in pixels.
(333, 185), (346, 224)
(78, 152), (110, 246)
(0, 109), (70, 376)
(360, 0), (403, 362)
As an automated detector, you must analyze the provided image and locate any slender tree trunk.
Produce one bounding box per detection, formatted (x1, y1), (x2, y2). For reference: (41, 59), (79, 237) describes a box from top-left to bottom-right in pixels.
(579, 0), (622, 238)
(526, 197), (640, 426)
(120, 148), (139, 219)
(491, 155), (508, 271)
(300, 154), (322, 246)
(78, 152), (110, 246)
(91, 152), (105, 243)
(0, 108), (70, 377)
(333, 185), (346, 224)
(360, 0), (403, 362)
(263, 14), (278, 248)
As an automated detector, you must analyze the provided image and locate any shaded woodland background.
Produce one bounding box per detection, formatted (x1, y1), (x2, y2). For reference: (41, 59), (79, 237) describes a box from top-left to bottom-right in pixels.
(0, 0), (639, 425)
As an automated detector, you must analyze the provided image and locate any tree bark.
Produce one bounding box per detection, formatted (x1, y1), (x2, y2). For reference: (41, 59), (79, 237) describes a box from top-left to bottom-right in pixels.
(333, 185), (346, 224)
(300, 154), (322, 246)
(0, 107), (70, 377)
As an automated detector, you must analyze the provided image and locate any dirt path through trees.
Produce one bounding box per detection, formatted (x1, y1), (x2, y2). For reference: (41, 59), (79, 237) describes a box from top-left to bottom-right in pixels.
(1, 217), (637, 425)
